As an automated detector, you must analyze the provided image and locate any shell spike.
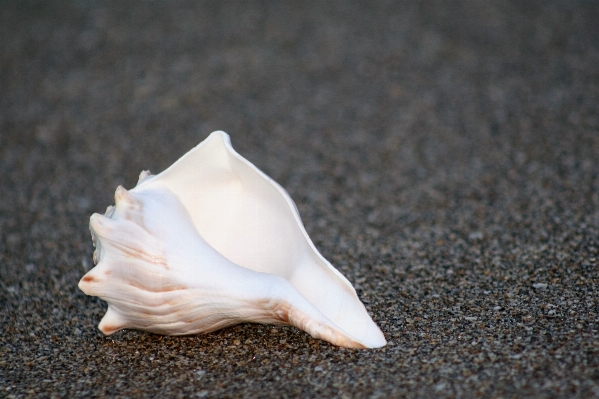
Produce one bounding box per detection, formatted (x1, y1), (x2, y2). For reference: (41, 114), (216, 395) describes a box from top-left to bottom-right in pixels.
(114, 185), (135, 206)
(98, 306), (128, 335)
(89, 213), (118, 240)
(137, 170), (153, 186)
(105, 205), (115, 217)
(78, 264), (110, 297)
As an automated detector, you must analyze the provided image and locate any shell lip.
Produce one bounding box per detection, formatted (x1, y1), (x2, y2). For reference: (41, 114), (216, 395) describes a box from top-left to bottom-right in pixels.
(136, 131), (358, 294)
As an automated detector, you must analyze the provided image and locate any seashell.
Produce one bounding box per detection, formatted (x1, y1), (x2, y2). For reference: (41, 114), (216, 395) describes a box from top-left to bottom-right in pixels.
(79, 131), (386, 348)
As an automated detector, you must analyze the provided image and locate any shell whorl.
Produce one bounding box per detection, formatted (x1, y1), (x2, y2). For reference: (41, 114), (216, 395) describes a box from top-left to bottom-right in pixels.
(80, 186), (173, 334)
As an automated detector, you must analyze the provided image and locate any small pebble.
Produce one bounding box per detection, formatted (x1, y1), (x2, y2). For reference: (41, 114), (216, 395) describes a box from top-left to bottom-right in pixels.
(468, 231), (483, 240)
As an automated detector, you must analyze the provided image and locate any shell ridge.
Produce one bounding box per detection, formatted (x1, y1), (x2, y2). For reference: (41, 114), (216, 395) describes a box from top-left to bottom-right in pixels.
(90, 214), (169, 270)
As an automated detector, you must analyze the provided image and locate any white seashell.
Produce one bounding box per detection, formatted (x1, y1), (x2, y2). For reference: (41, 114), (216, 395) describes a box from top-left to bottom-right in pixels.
(79, 131), (386, 348)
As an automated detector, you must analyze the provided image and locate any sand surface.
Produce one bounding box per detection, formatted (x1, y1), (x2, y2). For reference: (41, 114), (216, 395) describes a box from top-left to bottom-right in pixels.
(1, 1), (598, 397)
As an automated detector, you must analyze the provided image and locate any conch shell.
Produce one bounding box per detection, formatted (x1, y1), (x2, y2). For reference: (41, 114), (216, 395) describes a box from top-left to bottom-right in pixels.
(79, 131), (386, 348)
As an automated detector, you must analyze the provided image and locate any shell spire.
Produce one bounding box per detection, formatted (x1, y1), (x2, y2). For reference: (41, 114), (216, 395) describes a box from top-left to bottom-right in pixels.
(79, 131), (386, 349)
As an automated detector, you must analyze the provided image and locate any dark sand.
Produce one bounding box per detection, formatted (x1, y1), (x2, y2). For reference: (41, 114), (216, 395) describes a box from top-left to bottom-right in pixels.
(1, 1), (598, 397)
